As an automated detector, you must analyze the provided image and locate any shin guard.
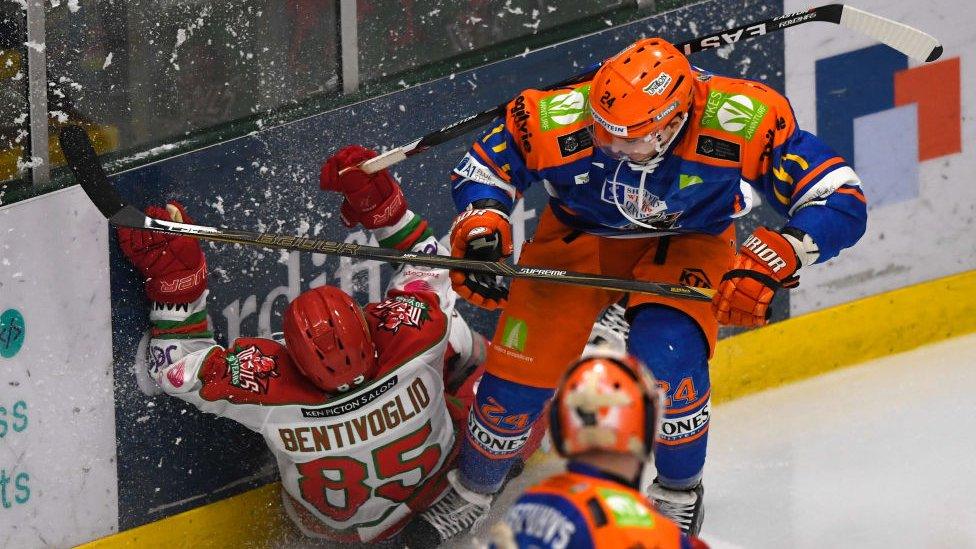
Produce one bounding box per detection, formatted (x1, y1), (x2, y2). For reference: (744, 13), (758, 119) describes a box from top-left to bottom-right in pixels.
(628, 305), (710, 488)
(459, 372), (554, 494)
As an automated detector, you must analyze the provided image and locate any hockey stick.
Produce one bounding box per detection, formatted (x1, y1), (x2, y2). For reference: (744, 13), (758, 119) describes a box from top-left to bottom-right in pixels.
(355, 3), (942, 174)
(59, 126), (713, 302)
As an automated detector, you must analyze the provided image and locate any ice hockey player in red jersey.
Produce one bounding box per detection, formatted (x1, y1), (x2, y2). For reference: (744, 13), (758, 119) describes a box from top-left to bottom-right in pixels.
(489, 350), (708, 549)
(117, 145), (489, 545)
(409, 36), (867, 542)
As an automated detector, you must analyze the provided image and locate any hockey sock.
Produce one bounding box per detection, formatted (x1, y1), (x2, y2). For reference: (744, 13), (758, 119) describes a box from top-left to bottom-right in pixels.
(459, 372), (554, 494)
(628, 305), (710, 488)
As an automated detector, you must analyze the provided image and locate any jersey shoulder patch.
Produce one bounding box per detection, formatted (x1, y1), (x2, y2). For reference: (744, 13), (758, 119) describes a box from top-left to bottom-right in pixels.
(199, 337), (327, 405)
(367, 290), (448, 373)
(692, 75), (797, 173)
(695, 76), (794, 139)
(506, 82), (595, 169)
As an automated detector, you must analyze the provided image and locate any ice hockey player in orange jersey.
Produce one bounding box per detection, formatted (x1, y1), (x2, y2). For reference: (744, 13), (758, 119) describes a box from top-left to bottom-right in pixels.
(410, 35), (867, 543)
(118, 145), (488, 545)
(489, 350), (709, 549)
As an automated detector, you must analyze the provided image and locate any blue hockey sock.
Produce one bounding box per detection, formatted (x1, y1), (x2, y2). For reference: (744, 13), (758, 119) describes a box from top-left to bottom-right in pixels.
(458, 372), (553, 494)
(628, 305), (710, 488)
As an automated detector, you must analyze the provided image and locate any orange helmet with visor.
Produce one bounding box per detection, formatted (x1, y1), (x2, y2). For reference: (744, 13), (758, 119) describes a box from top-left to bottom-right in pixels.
(589, 38), (695, 163)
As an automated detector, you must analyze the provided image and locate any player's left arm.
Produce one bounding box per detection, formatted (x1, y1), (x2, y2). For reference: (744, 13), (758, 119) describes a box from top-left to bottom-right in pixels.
(320, 145), (456, 316)
(752, 100), (868, 264)
(715, 84), (867, 327)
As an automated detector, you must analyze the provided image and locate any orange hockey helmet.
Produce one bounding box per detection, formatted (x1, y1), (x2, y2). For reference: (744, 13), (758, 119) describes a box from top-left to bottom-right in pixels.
(589, 37), (695, 162)
(549, 350), (662, 460)
(283, 286), (378, 393)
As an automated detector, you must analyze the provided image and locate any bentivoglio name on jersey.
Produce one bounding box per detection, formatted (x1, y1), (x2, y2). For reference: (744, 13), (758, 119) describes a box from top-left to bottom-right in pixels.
(271, 361), (453, 541)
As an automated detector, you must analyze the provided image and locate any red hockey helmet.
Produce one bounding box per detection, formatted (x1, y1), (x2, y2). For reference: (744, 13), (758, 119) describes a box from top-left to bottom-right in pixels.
(589, 37), (694, 162)
(283, 286), (378, 393)
(549, 350), (662, 460)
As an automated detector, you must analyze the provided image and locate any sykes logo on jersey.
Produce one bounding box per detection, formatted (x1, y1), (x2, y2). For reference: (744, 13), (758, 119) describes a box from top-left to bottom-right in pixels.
(597, 487), (656, 528)
(227, 345), (280, 394)
(373, 295), (431, 333)
(700, 91), (769, 140)
(539, 85), (591, 131)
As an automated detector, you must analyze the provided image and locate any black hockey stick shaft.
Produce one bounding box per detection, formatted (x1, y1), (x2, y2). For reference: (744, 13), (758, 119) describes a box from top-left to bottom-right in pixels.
(358, 3), (942, 174)
(59, 126), (713, 302)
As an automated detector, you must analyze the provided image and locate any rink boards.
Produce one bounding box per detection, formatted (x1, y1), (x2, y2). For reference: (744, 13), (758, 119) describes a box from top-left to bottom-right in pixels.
(1, 0), (973, 546)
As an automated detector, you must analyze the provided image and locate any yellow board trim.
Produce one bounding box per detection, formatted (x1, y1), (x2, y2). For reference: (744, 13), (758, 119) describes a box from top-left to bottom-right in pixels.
(78, 269), (976, 547)
(78, 484), (290, 549)
(711, 269), (976, 404)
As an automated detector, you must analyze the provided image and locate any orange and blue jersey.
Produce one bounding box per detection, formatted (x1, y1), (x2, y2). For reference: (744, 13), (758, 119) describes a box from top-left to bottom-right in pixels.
(451, 69), (867, 262)
(494, 461), (702, 549)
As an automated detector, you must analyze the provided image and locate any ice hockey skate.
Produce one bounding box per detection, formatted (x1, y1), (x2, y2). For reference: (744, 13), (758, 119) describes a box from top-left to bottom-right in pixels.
(401, 469), (494, 548)
(584, 301), (630, 354)
(648, 479), (705, 536)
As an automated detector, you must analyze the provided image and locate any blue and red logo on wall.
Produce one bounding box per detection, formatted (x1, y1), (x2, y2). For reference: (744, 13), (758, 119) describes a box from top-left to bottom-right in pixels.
(815, 45), (961, 207)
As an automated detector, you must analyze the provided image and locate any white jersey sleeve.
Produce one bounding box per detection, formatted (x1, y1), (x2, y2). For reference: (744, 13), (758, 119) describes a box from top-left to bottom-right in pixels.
(373, 209), (457, 316)
(145, 290), (219, 385)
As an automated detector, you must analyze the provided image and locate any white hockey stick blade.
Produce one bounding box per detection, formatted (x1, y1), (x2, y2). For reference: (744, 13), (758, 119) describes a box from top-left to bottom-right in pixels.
(357, 138), (422, 174)
(840, 5), (942, 62)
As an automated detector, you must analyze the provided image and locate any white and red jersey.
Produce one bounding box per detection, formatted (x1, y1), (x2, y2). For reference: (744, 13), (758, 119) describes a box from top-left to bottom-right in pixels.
(148, 212), (478, 542)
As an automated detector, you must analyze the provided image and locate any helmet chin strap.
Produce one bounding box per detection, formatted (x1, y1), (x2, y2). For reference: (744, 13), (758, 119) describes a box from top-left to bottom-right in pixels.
(632, 110), (690, 164)
(610, 111), (689, 230)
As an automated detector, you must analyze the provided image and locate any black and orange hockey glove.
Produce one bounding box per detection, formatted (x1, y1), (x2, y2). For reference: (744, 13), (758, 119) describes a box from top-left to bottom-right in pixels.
(448, 200), (513, 310)
(713, 227), (810, 327)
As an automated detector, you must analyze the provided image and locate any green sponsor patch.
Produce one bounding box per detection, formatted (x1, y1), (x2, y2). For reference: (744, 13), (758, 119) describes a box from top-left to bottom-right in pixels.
(227, 352), (242, 386)
(0, 309), (25, 358)
(539, 85), (591, 131)
(700, 90), (769, 140)
(501, 317), (528, 352)
(679, 174), (704, 189)
(597, 487), (656, 528)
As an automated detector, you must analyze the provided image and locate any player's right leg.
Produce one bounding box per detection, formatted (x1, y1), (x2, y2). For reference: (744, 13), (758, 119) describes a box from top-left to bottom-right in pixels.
(626, 227), (736, 536)
(403, 208), (614, 547)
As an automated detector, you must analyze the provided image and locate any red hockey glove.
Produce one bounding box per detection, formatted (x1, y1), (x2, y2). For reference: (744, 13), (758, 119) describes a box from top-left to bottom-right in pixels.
(713, 227), (800, 327)
(117, 202), (207, 304)
(449, 202), (513, 310)
(320, 144), (406, 229)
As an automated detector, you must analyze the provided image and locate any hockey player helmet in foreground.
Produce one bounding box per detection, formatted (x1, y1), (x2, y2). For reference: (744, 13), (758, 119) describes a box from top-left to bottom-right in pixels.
(549, 351), (660, 461)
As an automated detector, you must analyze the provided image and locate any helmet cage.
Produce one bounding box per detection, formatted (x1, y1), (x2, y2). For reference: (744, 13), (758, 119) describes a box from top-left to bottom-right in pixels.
(549, 349), (662, 461)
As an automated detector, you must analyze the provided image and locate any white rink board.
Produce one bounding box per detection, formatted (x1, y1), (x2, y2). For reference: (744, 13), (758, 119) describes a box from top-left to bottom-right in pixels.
(784, 0), (974, 315)
(0, 186), (119, 546)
